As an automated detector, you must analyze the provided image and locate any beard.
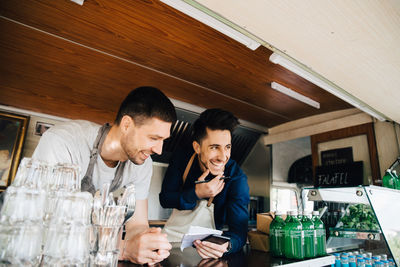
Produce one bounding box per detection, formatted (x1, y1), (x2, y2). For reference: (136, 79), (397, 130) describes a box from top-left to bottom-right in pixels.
(121, 135), (146, 165)
(126, 148), (151, 165)
(128, 154), (144, 165)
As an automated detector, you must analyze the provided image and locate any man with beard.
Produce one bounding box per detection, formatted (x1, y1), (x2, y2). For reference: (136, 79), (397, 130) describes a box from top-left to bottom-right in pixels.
(159, 108), (250, 258)
(32, 86), (176, 265)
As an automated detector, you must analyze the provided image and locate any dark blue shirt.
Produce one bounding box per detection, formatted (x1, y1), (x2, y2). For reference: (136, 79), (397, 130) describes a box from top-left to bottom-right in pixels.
(159, 147), (250, 254)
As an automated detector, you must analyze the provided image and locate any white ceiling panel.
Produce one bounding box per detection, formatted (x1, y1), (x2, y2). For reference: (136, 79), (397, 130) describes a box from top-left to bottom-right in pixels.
(195, 0), (400, 123)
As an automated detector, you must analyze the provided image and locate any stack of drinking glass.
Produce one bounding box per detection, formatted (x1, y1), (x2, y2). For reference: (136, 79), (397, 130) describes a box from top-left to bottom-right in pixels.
(41, 162), (93, 266)
(0, 158), (92, 266)
(0, 158), (134, 266)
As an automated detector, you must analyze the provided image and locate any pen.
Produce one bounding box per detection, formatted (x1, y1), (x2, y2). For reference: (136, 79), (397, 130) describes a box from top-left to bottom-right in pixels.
(194, 176), (231, 184)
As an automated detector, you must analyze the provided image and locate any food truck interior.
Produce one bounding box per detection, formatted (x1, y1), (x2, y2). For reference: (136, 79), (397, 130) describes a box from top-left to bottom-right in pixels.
(0, 1), (399, 265)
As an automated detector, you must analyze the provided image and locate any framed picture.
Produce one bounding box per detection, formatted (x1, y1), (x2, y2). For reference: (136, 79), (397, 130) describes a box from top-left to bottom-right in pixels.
(0, 111), (30, 190)
(34, 121), (54, 136)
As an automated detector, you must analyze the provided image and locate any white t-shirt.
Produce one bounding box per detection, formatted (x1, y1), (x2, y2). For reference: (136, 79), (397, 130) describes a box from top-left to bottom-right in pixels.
(32, 120), (152, 200)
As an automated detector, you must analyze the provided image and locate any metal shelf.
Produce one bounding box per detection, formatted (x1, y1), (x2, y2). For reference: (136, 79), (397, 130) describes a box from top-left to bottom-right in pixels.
(307, 187), (369, 204)
(329, 228), (382, 240)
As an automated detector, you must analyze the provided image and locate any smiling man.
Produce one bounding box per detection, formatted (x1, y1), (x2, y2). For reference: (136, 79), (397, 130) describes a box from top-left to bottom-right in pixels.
(32, 86), (176, 265)
(159, 108), (250, 258)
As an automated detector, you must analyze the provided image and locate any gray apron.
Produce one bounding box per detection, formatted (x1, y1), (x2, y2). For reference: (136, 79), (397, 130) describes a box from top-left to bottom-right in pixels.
(81, 123), (126, 195)
(163, 153), (215, 242)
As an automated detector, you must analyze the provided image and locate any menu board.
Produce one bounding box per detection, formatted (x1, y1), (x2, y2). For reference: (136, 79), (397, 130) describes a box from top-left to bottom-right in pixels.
(315, 161), (363, 187)
(321, 147), (353, 166)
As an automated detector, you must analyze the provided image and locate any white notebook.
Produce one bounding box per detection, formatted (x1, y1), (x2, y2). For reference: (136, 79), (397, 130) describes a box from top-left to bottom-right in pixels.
(180, 226), (222, 251)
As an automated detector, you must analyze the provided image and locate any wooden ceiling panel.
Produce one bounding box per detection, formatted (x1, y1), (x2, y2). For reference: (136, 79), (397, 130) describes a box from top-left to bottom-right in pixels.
(0, 18), (286, 126)
(0, 0), (352, 127)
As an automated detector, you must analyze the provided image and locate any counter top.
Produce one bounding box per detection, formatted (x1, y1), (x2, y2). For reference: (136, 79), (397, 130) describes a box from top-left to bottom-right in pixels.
(118, 243), (334, 267)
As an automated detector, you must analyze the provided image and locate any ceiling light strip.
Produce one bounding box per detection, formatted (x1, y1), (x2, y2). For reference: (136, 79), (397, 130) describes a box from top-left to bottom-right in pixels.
(70, 0), (84, 5)
(270, 53), (387, 121)
(160, 0), (261, 50)
(271, 82), (320, 109)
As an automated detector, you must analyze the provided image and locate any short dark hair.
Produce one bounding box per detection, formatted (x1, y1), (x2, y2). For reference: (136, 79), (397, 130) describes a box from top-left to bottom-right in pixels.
(192, 108), (239, 143)
(115, 86), (177, 125)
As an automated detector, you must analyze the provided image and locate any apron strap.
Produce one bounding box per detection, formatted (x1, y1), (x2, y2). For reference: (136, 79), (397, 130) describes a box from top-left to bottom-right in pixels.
(81, 123), (126, 195)
(182, 153), (196, 183)
(183, 153), (214, 207)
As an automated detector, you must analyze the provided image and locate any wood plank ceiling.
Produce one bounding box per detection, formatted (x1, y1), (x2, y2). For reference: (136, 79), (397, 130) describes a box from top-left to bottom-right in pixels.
(0, 0), (352, 128)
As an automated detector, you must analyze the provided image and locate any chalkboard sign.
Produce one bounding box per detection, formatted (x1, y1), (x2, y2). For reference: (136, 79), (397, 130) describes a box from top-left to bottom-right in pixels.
(315, 161), (363, 187)
(321, 147), (353, 166)
(288, 155), (313, 184)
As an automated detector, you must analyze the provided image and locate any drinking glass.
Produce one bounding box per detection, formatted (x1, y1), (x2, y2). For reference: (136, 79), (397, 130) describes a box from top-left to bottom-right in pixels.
(90, 225), (122, 253)
(45, 191), (92, 225)
(89, 250), (119, 267)
(42, 224), (90, 266)
(51, 163), (81, 192)
(30, 160), (53, 190)
(0, 224), (43, 266)
(12, 158), (54, 190)
(11, 157), (33, 187)
(0, 186), (46, 224)
(90, 225), (122, 267)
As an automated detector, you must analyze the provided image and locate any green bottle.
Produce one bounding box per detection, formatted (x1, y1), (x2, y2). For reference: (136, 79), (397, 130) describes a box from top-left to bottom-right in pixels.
(284, 211), (290, 222)
(297, 211), (303, 220)
(393, 170), (400, 190)
(301, 211), (316, 258)
(382, 169), (396, 189)
(284, 210), (304, 259)
(312, 211), (326, 256)
(270, 210), (286, 257)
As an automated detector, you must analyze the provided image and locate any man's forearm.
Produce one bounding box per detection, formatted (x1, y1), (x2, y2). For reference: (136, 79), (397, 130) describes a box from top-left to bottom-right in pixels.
(125, 223), (149, 240)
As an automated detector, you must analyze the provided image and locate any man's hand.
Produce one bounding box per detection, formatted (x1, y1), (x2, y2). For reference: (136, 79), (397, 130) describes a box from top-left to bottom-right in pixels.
(195, 170), (225, 199)
(122, 227), (172, 265)
(193, 239), (229, 259)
